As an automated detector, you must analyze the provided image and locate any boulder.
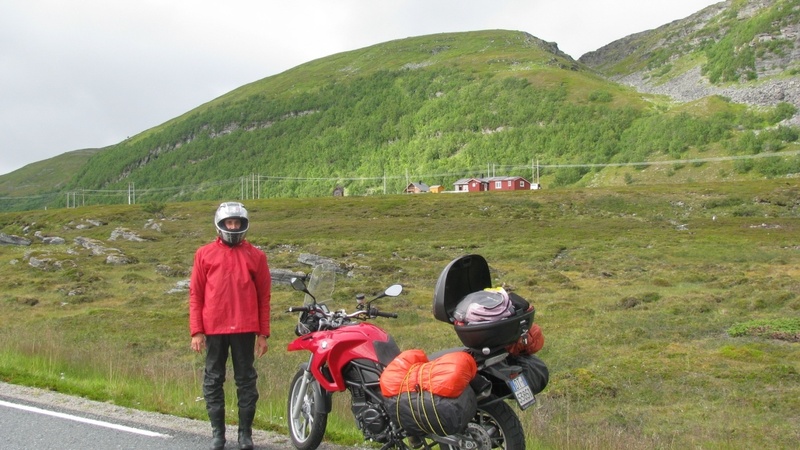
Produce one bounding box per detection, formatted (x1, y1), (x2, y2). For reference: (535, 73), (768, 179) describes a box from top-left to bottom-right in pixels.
(270, 268), (307, 285)
(0, 233), (31, 246)
(109, 227), (147, 242)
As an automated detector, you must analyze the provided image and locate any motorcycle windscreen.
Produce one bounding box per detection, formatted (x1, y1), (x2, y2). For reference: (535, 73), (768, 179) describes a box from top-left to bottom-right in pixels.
(304, 263), (336, 306)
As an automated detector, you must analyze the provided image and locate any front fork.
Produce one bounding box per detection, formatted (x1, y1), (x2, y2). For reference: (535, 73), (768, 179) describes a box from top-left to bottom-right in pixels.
(291, 355), (333, 422)
(290, 368), (315, 423)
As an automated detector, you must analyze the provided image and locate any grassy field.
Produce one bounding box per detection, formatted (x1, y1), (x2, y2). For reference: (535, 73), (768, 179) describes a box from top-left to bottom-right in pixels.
(1, 179), (798, 449)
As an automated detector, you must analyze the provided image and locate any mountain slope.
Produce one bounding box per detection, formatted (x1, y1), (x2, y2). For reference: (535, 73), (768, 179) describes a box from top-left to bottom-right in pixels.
(0, 148), (102, 198)
(66, 30), (655, 198)
(1, 19), (799, 211)
(580, 0), (800, 124)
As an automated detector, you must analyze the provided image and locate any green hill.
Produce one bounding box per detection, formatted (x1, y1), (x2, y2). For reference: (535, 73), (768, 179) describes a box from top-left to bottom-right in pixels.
(0, 148), (102, 207)
(69, 30), (656, 200)
(1, 2), (799, 213)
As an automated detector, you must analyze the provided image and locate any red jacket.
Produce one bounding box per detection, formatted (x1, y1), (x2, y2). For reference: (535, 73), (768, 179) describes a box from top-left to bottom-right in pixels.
(189, 237), (271, 337)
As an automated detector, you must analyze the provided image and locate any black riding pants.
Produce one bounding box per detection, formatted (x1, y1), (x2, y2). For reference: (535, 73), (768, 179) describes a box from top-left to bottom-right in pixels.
(203, 333), (259, 415)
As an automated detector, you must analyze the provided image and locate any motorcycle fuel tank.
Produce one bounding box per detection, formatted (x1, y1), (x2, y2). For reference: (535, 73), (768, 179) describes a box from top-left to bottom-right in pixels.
(288, 322), (391, 391)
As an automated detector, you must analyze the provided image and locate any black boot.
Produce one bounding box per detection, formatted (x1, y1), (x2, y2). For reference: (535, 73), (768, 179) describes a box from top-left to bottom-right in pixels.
(237, 408), (255, 450)
(211, 427), (226, 450)
(209, 407), (226, 450)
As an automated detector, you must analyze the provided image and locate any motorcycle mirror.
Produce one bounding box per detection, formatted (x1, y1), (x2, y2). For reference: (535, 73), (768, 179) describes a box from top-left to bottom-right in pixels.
(384, 284), (402, 297)
(290, 277), (309, 293)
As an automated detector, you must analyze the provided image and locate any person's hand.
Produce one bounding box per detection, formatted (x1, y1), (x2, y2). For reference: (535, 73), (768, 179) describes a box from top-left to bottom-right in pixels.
(191, 333), (206, 353)
(256, 335), (269, 358)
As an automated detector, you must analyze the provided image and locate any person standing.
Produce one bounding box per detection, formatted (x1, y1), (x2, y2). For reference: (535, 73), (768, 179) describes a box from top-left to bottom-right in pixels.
(190, 202), (271, 450)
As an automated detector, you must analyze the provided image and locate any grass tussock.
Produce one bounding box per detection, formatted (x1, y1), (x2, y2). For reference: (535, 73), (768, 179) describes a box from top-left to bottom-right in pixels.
(1, 179), (799, 449)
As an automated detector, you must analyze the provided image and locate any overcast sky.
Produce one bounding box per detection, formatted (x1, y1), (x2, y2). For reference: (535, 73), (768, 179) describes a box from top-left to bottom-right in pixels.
(0, 0), (722, 176)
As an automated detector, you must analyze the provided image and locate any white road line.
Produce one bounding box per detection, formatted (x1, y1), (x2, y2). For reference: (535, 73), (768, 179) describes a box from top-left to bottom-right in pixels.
(0, 399), (171, 438)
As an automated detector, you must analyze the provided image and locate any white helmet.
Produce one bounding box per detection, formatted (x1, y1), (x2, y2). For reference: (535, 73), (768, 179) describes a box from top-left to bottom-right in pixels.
(214, 202), (249, 245)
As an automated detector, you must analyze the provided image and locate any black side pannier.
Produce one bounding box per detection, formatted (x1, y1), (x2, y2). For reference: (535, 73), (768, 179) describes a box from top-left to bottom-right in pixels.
(511, 354), (549, 395)
(384, 388), (477, 437)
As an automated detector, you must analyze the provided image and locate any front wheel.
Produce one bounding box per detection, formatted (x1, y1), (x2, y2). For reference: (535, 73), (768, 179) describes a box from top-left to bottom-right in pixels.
(287, 369), (328, 450)
(442, 398), (525, 449)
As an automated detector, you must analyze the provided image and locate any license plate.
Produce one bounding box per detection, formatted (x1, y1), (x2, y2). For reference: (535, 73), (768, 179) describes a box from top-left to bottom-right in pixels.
(507, 374), (536, 410)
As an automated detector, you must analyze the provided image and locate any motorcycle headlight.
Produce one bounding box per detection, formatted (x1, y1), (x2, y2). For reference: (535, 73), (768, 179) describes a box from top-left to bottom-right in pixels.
(295, 322), (311, 336)
(294, 313), (320, 336)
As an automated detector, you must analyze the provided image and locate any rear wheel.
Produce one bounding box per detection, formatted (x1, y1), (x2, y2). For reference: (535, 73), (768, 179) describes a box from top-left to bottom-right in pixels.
(287, 369), (328, 450)
(441, 398), (525, 449)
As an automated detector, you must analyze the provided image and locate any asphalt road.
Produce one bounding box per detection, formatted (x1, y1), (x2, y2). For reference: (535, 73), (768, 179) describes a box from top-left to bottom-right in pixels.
(0, 397), (207, 449)
(0, 381), (351, 450)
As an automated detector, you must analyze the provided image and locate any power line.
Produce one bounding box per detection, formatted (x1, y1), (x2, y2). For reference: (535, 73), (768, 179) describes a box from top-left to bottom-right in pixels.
(534, 150), (800, 169)
(1, 150), (797, 208)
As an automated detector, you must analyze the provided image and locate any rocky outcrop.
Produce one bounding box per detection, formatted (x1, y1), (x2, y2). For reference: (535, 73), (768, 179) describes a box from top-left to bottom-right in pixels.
(74, 236), (119, 256)
(297, 253), (349, 274)
(614, 67), (800, 126)
(581, 0), (800, 124)
(109, 227), (148, 242)
(0, 233), (31, 246)
(34, 231), (66, 245)
(270, 268), (308, 284)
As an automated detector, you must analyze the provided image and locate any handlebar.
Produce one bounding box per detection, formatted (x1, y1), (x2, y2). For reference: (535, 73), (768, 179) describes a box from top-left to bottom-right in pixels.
(286, 304), (397, 326)
(370, 308), (398, 319)
(287, 282), (402, 334)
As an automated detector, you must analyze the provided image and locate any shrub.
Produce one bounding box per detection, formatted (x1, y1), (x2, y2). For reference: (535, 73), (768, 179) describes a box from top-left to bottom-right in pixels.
(588, 90), (613, 103)
(728, 318), (800, 342)
(142, 201), (166, 216)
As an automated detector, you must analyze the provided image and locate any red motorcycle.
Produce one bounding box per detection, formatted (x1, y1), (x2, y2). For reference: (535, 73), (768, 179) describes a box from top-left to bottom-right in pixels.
(285, 255), (548, 450)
